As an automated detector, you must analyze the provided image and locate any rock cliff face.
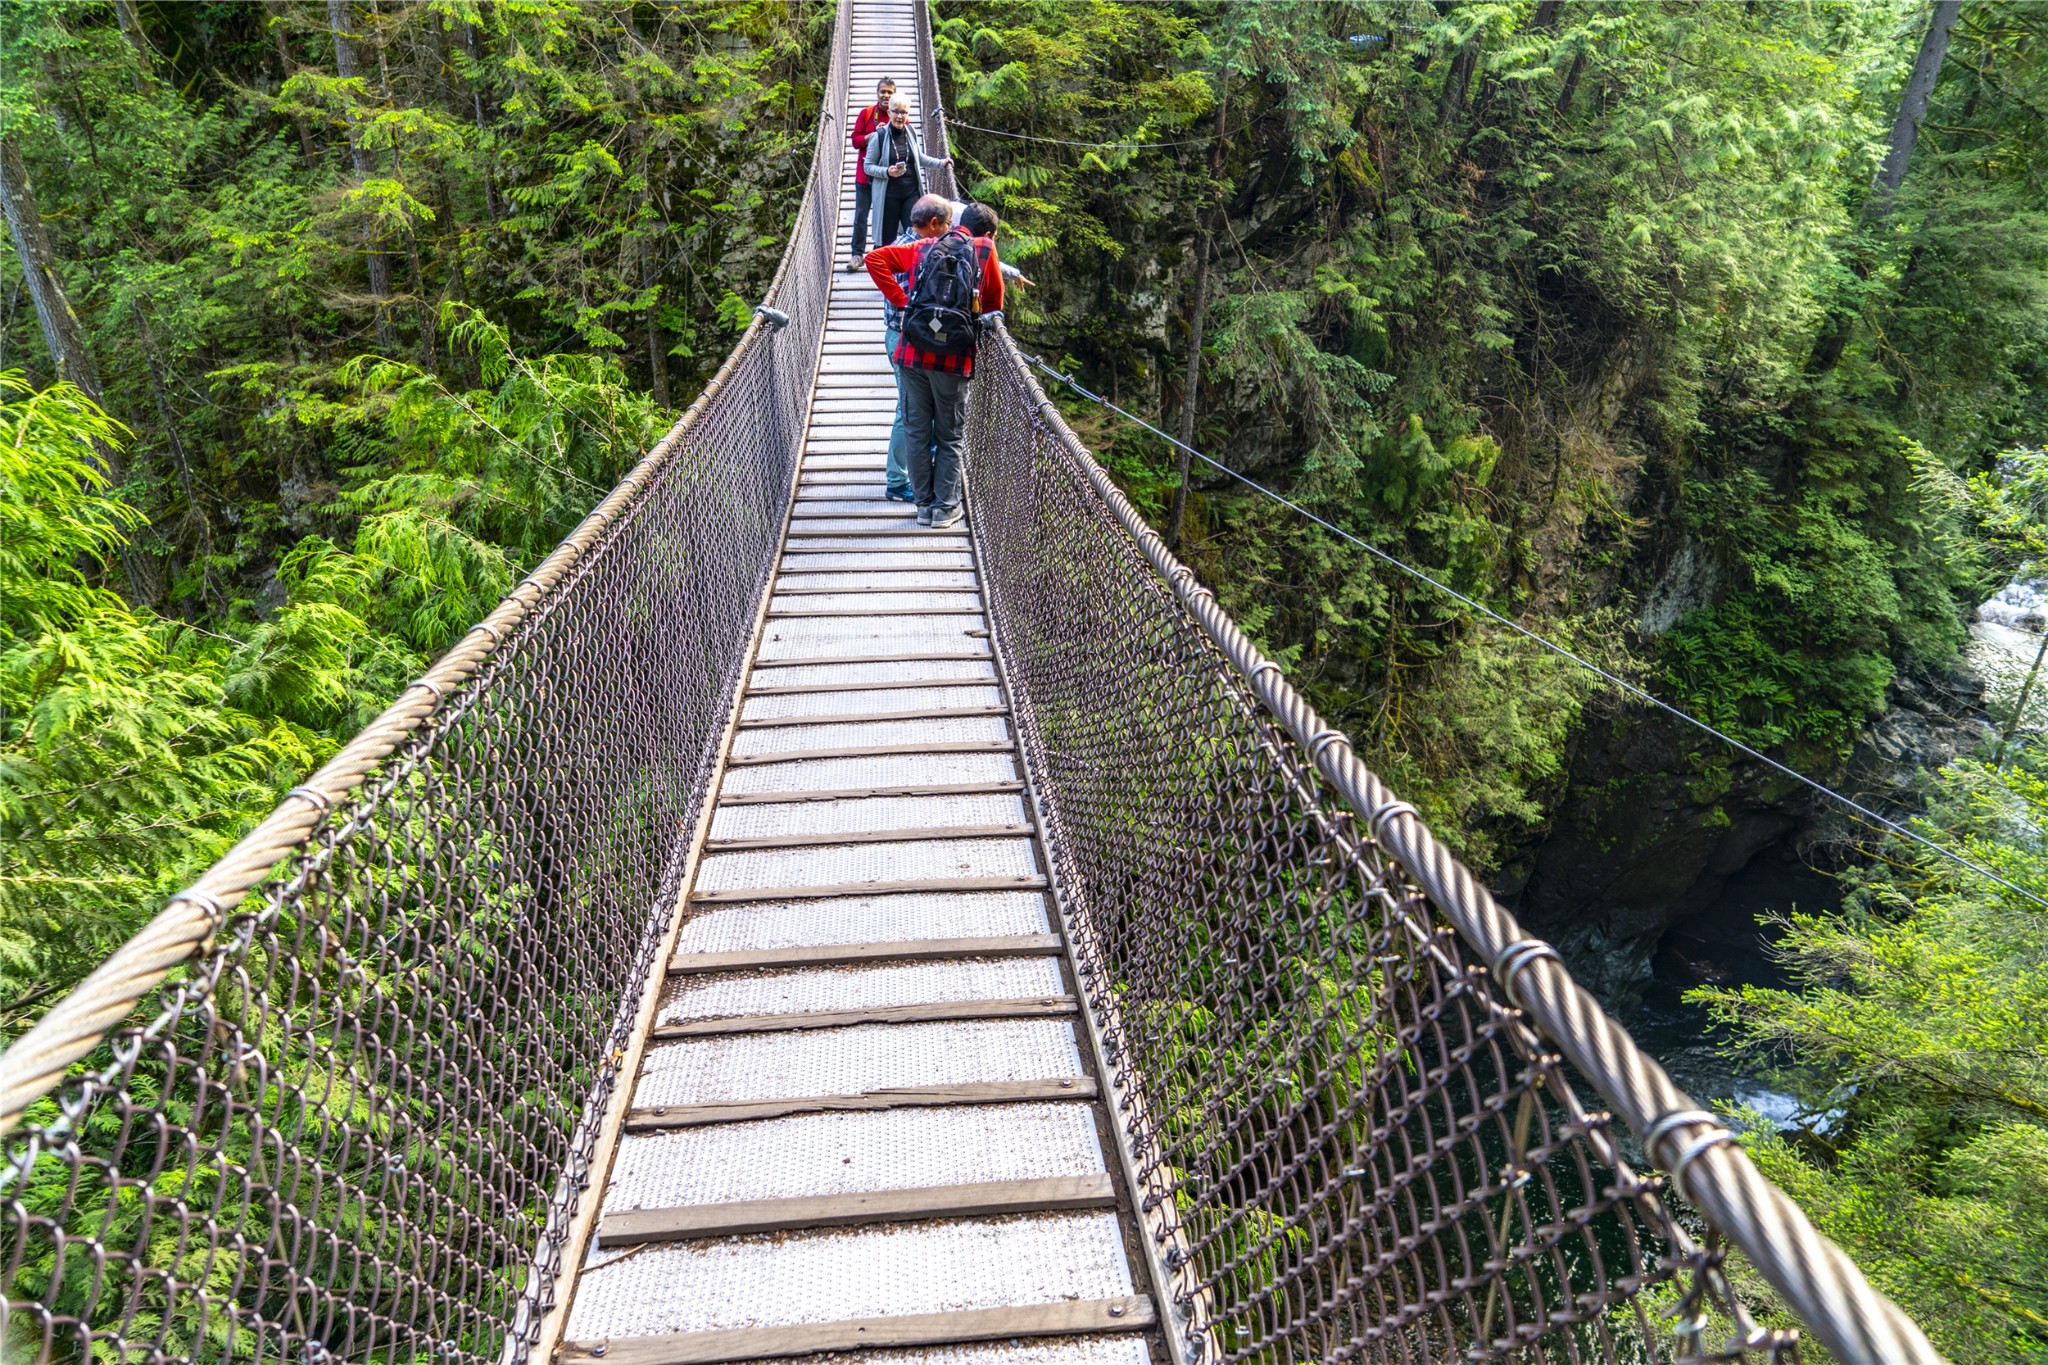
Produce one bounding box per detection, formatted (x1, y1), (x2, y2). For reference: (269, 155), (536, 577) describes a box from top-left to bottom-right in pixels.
(1505, 663), (1992, 1005)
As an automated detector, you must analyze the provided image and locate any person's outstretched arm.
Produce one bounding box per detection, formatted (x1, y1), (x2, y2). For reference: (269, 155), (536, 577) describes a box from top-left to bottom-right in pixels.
(865, 243), (917, 308)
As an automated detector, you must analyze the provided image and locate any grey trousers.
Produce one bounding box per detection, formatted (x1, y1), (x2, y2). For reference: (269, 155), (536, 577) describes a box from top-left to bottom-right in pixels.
(900, 364), (970, 511)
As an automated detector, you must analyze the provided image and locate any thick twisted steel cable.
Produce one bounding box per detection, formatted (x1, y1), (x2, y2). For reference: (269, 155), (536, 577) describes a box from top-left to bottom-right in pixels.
(977, 320), (1941, 1365)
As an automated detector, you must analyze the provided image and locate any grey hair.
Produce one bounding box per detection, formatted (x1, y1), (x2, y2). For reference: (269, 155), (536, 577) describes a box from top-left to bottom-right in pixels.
(908, 194), (953, 229)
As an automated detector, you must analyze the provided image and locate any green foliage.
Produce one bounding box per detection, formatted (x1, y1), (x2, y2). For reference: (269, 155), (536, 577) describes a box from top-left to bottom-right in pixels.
(944, 12), (2048, 1345)
(0, 0), (825, 615)
(1693, 757), (2048, 1360)
(0, 307), (664, 1032)
(0, 374), (312, 1029)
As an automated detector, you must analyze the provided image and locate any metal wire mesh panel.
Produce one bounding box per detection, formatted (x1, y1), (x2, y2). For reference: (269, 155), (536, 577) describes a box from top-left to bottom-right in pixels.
(0, 10), (848, 1363)
(963, 351), (1674, 1365)
(960, 332), (1931, 1365)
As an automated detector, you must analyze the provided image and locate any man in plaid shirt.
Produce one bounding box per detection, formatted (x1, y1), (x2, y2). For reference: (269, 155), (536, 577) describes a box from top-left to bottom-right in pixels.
(863, 195), (1005, 530)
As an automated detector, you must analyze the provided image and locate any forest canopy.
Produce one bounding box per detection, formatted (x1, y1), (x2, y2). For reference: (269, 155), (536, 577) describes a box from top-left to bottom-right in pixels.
(5, 0), (2048, 1356)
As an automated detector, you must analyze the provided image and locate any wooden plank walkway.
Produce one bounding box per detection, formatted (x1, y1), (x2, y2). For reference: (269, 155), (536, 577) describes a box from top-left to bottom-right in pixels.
(547, 6), (1159, 1363)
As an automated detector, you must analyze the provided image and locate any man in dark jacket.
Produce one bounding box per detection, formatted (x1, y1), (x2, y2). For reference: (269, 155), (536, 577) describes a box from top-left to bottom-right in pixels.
(863, 195), (1005, 530)
(848, 78), (894, 269)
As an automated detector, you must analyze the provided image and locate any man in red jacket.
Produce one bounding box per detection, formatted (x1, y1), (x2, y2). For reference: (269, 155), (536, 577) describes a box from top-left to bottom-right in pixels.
(848, 77), (895, 269)
(864, 195), (1005, 530)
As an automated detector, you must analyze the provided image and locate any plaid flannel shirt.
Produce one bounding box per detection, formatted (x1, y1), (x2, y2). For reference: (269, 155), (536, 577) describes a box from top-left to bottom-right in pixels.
(863, 228), (1005, 377)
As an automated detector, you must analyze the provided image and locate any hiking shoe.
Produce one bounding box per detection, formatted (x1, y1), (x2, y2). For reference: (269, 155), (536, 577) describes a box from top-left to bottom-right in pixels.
(846, 258), (864, 272)
(928, 504), (965, 530)
(916, 505), (934, 526)
(884, 485), (917, 503)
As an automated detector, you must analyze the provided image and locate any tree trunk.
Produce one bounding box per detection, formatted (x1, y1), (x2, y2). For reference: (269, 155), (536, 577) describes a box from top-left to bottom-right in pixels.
(642, 235), (671, 409)
(459, 21), (502, 220)
(1, 133), (161, 602)
(1997, 628), (2048, 767)
(1555, 49), (1588, 113)
(1530, 1), (1561, 30)
(1808, 1), (1961, 378)
(110, 0), (153, 91)
(264, 1), (320, 166)
(0, 138), (111, 432)
(328, 0), (396, 352)
(1439, 40), (1481, 127)
(1168, 84), (1230, 555)
(1868, 0), (1962, 222)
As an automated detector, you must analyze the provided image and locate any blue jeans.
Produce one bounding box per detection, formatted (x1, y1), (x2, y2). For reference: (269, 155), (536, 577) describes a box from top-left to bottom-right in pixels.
(884, 325), (910, 493)
(900, 364), (970, 512)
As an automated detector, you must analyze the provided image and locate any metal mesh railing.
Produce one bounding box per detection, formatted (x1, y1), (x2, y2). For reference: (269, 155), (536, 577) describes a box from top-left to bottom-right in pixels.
(2, 4), (1937, 1364)
(961, 334), (1938, 1365)
(920, 6), (1929, 1359)
(0, 7), (847, 1363)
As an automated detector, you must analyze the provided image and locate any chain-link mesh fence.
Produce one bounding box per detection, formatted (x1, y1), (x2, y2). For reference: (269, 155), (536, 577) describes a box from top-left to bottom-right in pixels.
(960, 336), (1933, 1365)
(920, 4), (1927, 1357)
(2, 4), (1937, 1364)
(961, 334), (1935, 1365)
(0, 8), (847, 1362)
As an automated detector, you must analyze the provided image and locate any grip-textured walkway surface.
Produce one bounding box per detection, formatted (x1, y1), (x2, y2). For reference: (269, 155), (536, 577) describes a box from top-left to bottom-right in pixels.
(552, 6), (1158, 1363)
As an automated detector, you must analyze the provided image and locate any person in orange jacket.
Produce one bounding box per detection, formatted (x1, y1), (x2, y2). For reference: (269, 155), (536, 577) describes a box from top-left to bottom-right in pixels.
(863, 195), (1004, 530)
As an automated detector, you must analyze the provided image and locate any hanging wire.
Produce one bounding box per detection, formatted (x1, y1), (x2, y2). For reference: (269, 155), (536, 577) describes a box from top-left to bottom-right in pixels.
(1017, 348), (2048, 911)
(943, 114), (1215, 150)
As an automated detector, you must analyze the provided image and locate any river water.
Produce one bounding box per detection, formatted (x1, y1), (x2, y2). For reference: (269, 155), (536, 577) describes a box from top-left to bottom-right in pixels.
(1620, 583), (2045, 1128)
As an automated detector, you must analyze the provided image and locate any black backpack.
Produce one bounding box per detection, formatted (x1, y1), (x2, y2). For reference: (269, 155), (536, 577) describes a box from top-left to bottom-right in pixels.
(902, 234), (984, 357)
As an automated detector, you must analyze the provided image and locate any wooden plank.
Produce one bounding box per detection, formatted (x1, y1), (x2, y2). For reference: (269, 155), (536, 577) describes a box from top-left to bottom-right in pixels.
(744, 677), (989, 696)
(706, 821), (1030, 850)
(773, 558), (973, 569)
(746, 650), (991, 667)
(785, 528), (969, 540)
(650, 996), (1077, 1041)
(737, 705), (1005, 729)
(621, 1076), (1098, 1135)
(723, 741), (1014, 767)
(687, 874), (1048, 904)
(770, 584), (979, 596)
(559, 1295), (1152, 1365)
(670, 934), (1060, 974)
(715, 780), (1025, 804)
(765, 607), (985, 620)
(788, 507), (919, 520)
(594, 1172), (1110, 1246)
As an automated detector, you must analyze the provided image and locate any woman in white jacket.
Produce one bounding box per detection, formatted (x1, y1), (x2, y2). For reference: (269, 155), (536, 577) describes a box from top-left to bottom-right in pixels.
(864, 96), (950, 253)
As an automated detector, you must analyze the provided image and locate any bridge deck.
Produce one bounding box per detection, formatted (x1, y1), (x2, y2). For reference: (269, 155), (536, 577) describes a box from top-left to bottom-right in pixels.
(552, 7), (1159, 1363)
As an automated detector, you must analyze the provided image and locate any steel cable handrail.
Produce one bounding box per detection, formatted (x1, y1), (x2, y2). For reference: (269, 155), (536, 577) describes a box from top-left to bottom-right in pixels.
(966, 333), (1936, 1363)
(0, 4), (849, 1361)
(0, 4), (1939, 1364)
(917, 8), (1935, 1363)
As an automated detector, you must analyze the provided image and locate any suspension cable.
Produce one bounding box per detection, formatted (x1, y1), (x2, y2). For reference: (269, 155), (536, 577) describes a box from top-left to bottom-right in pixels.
(943, 115), (1215, 150)
(1017, 349), (2048, 911)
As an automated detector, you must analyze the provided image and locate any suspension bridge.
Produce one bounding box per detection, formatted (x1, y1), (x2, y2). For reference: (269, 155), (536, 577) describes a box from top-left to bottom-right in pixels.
(2, 5), (1943, 1364)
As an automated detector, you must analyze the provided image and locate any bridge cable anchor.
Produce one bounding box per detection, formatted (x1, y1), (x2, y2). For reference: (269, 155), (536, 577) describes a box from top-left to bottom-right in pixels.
(1642, 1108), (1738, 1204)
(1489, 938), (1561, 1012)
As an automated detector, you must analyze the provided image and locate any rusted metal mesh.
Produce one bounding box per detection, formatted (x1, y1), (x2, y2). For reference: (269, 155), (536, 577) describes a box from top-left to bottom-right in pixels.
(962, 348), (1796, 1365)
(0, 12), (846, 1365)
